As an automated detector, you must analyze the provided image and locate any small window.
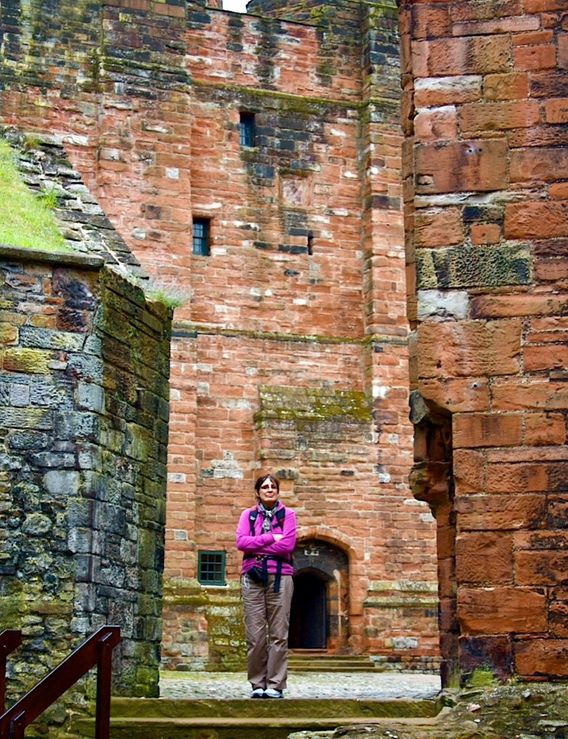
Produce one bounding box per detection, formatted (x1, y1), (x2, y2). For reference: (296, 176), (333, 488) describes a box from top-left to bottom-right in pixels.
(198, 551), (226, 586)
(239, 112), (256, 147)
(192, 218), (210, 256)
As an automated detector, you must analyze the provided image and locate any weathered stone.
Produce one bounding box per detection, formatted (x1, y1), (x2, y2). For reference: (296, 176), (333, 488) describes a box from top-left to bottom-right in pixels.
(416, 244), (532, 290)
(22, 513), (53, 536)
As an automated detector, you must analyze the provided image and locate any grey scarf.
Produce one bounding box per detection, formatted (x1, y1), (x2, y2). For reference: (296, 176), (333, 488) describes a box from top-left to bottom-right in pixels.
(258, 503), (277, 532)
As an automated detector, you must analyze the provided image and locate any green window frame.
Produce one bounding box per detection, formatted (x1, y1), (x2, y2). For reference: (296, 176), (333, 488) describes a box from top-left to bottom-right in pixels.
(198, 550), (226, 586)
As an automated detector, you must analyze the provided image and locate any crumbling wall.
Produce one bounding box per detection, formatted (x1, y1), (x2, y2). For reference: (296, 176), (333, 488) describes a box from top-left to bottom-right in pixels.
(0, 130), (172, 710)
(0, 245), (172, 712)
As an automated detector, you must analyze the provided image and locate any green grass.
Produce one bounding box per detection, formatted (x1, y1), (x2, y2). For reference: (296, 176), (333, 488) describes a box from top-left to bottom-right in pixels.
(0, 139), (72, 253)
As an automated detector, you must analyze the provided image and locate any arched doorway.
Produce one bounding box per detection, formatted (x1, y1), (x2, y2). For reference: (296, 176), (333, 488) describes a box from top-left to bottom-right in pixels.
(289, 569), (329, 649)
(289, 539), (349, 652)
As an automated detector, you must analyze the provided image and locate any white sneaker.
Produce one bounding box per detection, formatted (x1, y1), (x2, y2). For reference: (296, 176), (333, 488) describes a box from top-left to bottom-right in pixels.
(264, 688), (283, 699)
(250, 688), (265, 699)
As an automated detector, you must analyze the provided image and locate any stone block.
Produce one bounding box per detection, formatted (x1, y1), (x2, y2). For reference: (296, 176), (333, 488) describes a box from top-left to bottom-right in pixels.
(453, 413), (523, 449)
(9, 383), (30, 407)
(43, 470), (80, 497)
(456, 493), (546, 531)
(459, 635), (513, 682)
(459, 100), (540, 133)
(22, 513), (53, 536)
(419, 378), (490, 414)
(484, 462), (549, 493)
(412, 36), (511, 77)
(511, 147), (568, 182)
(515, 551), (568, 586)
(549, 602), (568, 638)
(415, 139), (509, 194)
(416, 244), (532, 290)
(456, 532), (513, 585)
(0, 407), (53, 429)
(484, 72), (529, 100)
(3, 348), (52, 374)
(417, 320), (522, 379)
(458, 586), (547, 634)
(505, 201), (568, 239)
(29, 451), (75, 468)
(19, 327), (86, 351)
(414, 75), (482, 108)
(414, 207), (464, 247)
(515, 638), (568, 677)
(75, 382), (104, 412)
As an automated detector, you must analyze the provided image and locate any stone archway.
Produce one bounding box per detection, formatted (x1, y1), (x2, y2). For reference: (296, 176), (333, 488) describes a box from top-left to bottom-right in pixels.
(289, 539), (349, 652)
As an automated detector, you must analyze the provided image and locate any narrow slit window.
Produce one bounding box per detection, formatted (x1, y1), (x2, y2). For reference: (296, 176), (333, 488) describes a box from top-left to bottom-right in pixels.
(307, 231), (314, 255)
(198, 550), (226, 586)
(239, 112), (256, 148)
(192, 218), (210, 256)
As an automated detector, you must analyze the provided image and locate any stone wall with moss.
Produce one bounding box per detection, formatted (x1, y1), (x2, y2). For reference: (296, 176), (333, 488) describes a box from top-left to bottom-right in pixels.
(162, 580), (246, 671)
(0, 245), (172, 723)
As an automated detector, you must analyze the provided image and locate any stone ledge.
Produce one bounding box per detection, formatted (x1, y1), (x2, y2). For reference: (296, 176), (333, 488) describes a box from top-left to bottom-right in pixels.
(0, 243), (104, 270)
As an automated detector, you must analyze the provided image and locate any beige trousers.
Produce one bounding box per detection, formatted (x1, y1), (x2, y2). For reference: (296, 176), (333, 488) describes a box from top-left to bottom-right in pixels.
(242, 573), (294, 691)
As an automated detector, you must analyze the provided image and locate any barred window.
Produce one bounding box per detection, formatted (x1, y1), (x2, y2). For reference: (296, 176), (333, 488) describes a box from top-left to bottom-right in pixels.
(192, 218), (210, 256)
(198, 550), (226, 586)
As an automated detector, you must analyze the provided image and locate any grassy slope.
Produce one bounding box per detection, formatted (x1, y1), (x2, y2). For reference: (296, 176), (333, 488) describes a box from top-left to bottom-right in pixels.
(0, 139), (72, 253)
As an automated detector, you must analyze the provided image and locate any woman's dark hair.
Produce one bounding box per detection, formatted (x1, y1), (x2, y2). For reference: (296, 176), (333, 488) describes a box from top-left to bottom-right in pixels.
(254, 473), (280, 497)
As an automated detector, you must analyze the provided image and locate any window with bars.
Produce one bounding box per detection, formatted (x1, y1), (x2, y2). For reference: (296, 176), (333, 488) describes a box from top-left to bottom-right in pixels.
(192, 218), (210, 256)
(239, 112), (256, 147)
(198, 550), (226, 586)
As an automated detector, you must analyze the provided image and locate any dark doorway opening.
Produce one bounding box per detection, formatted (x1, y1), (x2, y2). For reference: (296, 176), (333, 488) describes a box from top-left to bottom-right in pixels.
(289, 569), (328, 649)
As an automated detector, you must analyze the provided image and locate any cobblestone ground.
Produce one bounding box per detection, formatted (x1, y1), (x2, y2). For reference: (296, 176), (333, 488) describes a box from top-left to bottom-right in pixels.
(160, 671), (441, 701)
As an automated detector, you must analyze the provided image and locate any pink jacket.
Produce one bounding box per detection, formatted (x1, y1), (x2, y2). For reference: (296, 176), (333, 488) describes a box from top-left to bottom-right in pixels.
(236, 502), (297, 576)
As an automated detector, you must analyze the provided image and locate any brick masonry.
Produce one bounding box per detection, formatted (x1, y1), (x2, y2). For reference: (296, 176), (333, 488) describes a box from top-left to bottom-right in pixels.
(2, 0), (565, 687)
(0, 0), (439, 674)
(400, 0), (568, 684)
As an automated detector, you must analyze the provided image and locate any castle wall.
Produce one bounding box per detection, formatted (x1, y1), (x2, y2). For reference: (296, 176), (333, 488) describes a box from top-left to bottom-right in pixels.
(0, 243), (172, 711)
(401, 0), (568, 684)
(0, 0), (439, 672)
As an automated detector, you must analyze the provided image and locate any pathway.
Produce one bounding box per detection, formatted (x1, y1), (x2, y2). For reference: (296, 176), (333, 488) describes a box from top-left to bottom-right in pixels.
(160, 670), (441, 701)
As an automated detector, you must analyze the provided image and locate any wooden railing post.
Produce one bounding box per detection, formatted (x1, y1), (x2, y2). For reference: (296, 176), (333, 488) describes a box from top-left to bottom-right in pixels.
(0, 631), (22, 714)
(95, 631), (115, 739)
(0, 626), (120, 738)
(8, 710), (25, 739)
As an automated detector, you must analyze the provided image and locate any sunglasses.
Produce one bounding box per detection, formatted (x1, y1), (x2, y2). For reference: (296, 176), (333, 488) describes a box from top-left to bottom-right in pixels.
(260, 483), (277, 489)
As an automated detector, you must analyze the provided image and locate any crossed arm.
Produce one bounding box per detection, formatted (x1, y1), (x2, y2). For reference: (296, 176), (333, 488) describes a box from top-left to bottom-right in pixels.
(236, 508), (297, 557)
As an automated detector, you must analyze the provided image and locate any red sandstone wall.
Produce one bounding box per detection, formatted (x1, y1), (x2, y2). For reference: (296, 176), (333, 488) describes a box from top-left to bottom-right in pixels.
(0, 0), (439, 668)
(401, 0), (568, 683)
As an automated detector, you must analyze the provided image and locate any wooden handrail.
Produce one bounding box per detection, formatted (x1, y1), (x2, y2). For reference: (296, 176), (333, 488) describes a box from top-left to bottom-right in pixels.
(0, 626), (120, 739)
(0, 632), (22, 714)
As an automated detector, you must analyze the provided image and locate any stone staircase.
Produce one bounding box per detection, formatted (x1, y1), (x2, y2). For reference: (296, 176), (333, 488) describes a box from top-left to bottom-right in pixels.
(72, 696), (445, 738)
(288, 650), (379, 672)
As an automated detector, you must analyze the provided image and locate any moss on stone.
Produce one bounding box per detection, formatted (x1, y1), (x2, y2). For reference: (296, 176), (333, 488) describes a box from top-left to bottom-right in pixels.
(416, 243), (533, 290)
(3, 347), (52, 373)
(465, 668), (499, 688)
(256, 386), (372, 425)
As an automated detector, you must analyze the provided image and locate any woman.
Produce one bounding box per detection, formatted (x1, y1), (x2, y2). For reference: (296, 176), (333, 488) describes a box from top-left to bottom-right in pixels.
(236, 473), (297, 699)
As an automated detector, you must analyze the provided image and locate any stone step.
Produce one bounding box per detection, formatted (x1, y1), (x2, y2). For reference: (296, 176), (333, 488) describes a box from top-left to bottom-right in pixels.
(288, 653), (378, 672)
(289, 662), (378, 671)
(71, 697), (444, 739)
